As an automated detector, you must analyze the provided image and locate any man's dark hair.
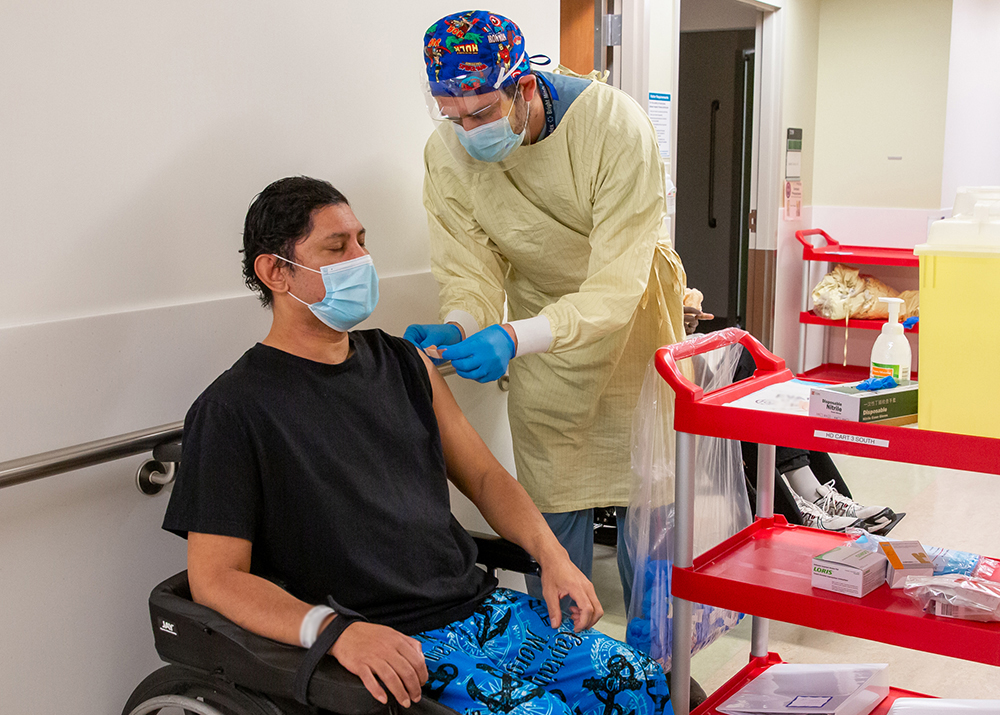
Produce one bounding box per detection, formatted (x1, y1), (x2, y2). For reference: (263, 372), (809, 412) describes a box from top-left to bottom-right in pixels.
(242, 176), (349, 307)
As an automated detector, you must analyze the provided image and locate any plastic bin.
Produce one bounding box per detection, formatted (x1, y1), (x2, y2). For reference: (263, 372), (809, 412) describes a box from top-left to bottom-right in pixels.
(914, 187), (1000, 439)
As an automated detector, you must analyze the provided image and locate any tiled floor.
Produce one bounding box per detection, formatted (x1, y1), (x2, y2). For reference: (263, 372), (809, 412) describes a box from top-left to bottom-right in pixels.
(591, 454), (1000, 700)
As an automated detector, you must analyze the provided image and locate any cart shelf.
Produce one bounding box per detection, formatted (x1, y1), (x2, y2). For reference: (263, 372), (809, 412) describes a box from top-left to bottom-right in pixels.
(797, 363), (919, 384)
(797, 363), (878, 384)
(659, 371), (999, 477)
(795, 229), (920, 379)
(799, 310), (920, 333)
(673, 517), (1000, 667)
(693, 653), (934, 715)
(655, 329), (1000, 714)
(796, 229), (918, 267)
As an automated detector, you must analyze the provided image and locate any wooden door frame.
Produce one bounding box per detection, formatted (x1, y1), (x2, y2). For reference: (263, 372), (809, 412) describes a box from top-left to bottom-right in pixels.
(744, 0), (784, 350)
(673, 0), (785, 349)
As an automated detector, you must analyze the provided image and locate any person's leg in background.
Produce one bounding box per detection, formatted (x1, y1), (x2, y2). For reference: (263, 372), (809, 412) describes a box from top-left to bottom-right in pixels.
(525, 509), (594, 601)
(615, 506), (634, 612)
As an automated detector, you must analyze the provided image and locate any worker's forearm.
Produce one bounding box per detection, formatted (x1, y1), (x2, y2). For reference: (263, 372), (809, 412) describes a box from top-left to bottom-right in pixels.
(189, 566), (315, 647)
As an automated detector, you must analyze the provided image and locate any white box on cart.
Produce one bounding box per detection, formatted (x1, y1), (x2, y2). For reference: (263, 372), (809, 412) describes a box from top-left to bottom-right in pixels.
(878, 540), (934, 589)
(812, 544), (887, 598)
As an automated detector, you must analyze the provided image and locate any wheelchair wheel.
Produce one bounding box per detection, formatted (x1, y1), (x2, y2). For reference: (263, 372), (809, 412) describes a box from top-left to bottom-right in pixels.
(122, 665), (284, 715)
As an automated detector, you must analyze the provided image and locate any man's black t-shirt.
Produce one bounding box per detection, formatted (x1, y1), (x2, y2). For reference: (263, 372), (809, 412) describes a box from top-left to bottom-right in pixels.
(162, 330), (496, 634)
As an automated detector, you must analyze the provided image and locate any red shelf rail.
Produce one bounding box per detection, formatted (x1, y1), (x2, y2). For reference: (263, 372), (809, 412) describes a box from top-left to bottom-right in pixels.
(797, 363), (872, 384)
(797, 364), (919, 384)
(799, 310), (920, 333)
(672, 518), (1000, 667)
(693, 653), (933, 715)
(654, 330), (1000, 476)
(796, 229), (919, 267)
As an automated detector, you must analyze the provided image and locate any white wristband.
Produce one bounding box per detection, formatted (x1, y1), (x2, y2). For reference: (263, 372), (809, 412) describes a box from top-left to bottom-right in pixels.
(299, 605), (336, 648)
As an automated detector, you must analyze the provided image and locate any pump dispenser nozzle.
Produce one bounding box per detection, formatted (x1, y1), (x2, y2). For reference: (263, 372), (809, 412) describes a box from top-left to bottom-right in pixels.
(880, 297), (904, 334)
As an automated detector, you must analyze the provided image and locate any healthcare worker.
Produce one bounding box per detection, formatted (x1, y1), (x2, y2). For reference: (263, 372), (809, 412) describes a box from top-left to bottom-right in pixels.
(406, 11), (689, 617)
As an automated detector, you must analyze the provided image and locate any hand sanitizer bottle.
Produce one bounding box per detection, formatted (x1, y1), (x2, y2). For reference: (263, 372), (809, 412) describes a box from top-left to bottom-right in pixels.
(870, 297), (911, 382)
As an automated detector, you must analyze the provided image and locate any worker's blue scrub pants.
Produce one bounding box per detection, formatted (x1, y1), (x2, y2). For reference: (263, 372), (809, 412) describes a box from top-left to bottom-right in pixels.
(524, 508), (635, 612)
(414, 588), (672, 715)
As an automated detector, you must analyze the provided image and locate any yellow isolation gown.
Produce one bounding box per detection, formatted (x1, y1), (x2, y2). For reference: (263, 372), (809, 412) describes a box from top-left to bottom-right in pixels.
(423, 77), (688, 513)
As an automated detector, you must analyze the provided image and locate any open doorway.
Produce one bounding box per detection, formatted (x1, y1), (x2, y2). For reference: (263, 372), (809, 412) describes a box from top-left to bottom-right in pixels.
(559, 0), (784, 347)
(674, 0), (760, 332)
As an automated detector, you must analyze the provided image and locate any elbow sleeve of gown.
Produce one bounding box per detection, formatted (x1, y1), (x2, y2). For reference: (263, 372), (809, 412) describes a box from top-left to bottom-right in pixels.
(539, 99), (680, 353)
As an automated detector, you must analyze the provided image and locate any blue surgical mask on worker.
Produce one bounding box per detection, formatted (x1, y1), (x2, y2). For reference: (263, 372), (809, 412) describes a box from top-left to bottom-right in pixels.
(273, 254), (379, 332)
(454, 91), (529, 163)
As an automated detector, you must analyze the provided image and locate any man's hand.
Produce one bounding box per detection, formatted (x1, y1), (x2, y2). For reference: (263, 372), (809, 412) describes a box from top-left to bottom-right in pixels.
(441, 324), (516, 382)
(538, 553), (604, 632)
(331, 621), (428, 708)
(683, 306), (714, 335)
(403, 323), (463, 363)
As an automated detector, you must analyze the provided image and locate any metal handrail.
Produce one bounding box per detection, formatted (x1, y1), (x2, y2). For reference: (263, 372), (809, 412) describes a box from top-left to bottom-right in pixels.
(0, 364), (468, 492)
(0, 421), (183, 491)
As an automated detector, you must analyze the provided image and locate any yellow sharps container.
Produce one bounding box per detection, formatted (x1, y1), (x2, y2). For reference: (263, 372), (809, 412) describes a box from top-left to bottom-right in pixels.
(914, 187), (1000, 438)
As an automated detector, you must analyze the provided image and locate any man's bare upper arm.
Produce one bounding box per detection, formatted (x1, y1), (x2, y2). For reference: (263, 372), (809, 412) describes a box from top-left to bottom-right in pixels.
(417, 350), (498, 503)
(187, 532), (253, 604)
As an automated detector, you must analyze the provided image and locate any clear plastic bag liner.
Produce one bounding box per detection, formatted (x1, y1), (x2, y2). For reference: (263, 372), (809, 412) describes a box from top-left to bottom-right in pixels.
(904, 574), (1000, 622)
(625, 335), (753, 670)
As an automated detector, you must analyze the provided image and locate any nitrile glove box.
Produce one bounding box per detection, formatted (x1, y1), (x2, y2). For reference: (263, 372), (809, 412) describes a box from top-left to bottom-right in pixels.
(878, 540), (935, 589)
(812, 544), (888, 598)
(809, 381), (918, 425)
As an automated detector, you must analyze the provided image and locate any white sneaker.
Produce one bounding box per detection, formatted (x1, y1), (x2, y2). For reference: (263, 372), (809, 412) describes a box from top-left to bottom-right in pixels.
(791, 489), (862, 531)
(814, 481), (893, 525)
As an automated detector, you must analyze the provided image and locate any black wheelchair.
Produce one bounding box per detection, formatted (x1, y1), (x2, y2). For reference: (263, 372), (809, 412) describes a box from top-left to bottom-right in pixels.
(123, 439), (541, 715)
(123, 532), (539, 715)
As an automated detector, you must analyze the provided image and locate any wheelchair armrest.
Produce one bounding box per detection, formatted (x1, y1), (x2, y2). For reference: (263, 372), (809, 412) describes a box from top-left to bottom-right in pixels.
(148, 572), (456, 715)
(469, 531), (540, 576)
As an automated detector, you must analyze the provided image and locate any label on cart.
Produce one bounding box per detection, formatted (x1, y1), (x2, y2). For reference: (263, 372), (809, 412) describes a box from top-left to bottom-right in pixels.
(788, 696), (833, 708)
(813, 430), (890, 448)
(932, 600), (986, 621)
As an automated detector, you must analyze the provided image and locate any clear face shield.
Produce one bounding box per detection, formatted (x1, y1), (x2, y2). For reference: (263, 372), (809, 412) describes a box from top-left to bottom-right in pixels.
(422, 54), (531, 166)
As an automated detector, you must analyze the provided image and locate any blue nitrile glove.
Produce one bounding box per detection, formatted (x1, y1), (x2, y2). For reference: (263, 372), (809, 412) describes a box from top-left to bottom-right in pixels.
(441, 325), (516, 383)
(856, 375), (898, 391)
(403, 323), (463, 364)
(903, 316), (919, 330)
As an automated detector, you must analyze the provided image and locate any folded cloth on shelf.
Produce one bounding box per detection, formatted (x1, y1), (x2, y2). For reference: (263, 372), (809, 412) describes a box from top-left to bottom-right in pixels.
(812, 264), (919, 321)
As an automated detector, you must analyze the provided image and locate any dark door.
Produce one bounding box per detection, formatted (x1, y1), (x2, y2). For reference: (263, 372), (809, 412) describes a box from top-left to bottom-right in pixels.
(675, 29), (755, 329)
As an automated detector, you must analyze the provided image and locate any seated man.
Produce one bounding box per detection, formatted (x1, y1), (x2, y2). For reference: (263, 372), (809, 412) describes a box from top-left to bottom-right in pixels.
(162, 176), (672, 715)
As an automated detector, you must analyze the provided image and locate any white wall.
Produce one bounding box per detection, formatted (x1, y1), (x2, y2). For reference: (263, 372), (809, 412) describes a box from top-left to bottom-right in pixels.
(680, 0), (758, 32)
(940, 0), (1000, 210)
(775, 0), (954, 371)
(811, 0), (952, 213)
(772, 0), (821, 364)
(0, 2), (556, 713)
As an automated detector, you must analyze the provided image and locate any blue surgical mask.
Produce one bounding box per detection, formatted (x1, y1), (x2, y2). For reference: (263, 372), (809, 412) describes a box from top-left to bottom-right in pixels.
(274, 254), (379, 332)
(454, 91), (529, 163)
